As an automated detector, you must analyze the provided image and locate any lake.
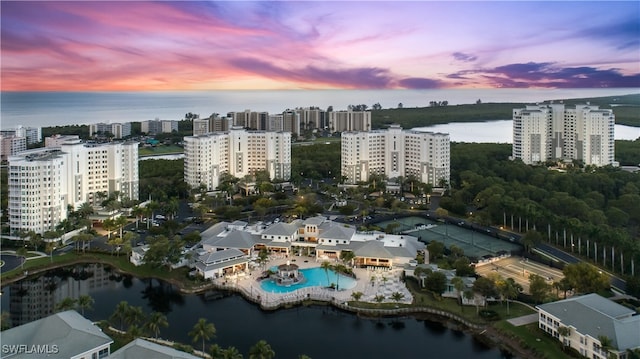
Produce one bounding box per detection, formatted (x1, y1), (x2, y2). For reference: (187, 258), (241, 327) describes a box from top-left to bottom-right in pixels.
(1, 265), (512, 358)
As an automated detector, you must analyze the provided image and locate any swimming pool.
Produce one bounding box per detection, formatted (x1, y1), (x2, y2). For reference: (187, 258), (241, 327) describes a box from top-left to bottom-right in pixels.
(261, 267), (357, 293)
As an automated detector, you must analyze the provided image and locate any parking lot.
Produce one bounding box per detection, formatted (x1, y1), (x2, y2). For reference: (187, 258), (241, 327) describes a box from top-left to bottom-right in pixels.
(475, 256), (564, 294)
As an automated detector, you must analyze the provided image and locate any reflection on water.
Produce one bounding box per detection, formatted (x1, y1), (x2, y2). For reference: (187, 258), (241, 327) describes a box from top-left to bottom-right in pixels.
(1, 265), (510, 358)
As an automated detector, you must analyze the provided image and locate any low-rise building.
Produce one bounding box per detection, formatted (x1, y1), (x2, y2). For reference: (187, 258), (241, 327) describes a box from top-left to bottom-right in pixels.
(537, 293), (640, 359)
(0, 310), (113, 359)
(110, 338), (201, 359)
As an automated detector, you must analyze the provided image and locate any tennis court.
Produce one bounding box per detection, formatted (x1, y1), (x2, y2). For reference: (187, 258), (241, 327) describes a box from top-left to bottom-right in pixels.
(377, 216), (522, 259)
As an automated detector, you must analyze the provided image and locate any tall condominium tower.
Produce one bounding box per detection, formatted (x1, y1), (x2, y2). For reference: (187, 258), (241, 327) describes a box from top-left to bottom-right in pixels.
(89, 122), (131, 139)
(329, 110), (372, 132)
(7, 139), (139, 234)
(341, 124), (450, 187)
(513, 103), (615, 166)
(184, 127), (291, 191)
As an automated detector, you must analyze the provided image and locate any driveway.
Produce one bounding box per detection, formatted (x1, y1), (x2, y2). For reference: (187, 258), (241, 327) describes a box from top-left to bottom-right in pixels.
(0, 253), (23, 273)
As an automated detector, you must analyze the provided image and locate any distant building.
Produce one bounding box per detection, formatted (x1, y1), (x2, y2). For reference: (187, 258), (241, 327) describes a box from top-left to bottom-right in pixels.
(329, 110), (371, 132)
(537, 293), (640, 359)
(341, 124), (450, 187)
(512, 103), (615, 166)
(228, 110), (269, 130)
(89, 122), (131, 139)
(44, 134), (80, 147)
(0, 126), (42, 145)
(0, 135), (27, 161)
(295, 107), (329, 132)
(142, 118), (179, 135)
(8, 140), (138, 234)
(1, 310), (113, 359)
(192, 114), (232, 135)
(184, 127), (291, 191)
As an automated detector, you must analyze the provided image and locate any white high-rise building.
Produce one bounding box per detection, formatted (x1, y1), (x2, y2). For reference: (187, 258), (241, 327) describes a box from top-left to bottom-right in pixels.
(8, 140), (138, 234)
(341, 124), (450, 187)
(184, 127), (291, 191)
(142, 119), (179, 135)
(512, 103), (615, 166)
(0, 135), (27, 161)
(89, 122), (131, 139)
(1, 126), (42, 145)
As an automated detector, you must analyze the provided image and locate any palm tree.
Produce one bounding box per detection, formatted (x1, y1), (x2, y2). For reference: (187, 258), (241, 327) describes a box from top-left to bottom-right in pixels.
(189, 318), (216, 354)
(126, 324), (145, 341)
(597, 335), (613, 358)
(339, 250), (356, 267)
(209, 344), (225, 359)
(103, 217), (116, 239)
(249, 340), (275, 359)
(222, 346), (243, 359)
(54, 297), (77, 312)
(391, 291), (405, 303)
(78, 202), (94, 218)
(451, 276), (465, 307)
(131, 206), (144, 228)
(320, 261), (332, 287)
(332, 263), (347, 291)
(76, 295), (94, 316)
(374, 294), (385, 304)
(351, 291), (363, 301)
(145, 312), (169, 339)
(125, 306), (145, 329)
(558, 326), (571, 349)
(111, 301), (130, 330)
(115, 215), (128, 239)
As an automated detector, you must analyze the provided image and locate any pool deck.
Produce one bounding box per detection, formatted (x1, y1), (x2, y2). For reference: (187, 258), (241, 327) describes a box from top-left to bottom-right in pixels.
(210, 254), (413, 308)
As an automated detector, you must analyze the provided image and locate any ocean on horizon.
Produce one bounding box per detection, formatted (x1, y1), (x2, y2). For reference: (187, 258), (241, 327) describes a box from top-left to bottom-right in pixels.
(2, 88), (638, 130)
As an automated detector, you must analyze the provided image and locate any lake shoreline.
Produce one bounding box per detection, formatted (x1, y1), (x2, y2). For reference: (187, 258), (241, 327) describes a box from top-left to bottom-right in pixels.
(4, 258), (539, 358)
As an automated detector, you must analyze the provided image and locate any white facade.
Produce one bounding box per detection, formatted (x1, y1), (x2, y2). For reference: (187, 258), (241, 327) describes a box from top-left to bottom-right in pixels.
(8, 141), (139, 234)
(44, 134), (80, 147)
(537, 294), (640, 359)
(1, 126), (41, 145)
(341, 124), (450, 187)
(512, 103), (615, 166)
(0, 135), (27, 161)
(89, 122), (131, 139)
(184, 127), (291, 191)
(142, 119), (179, 135)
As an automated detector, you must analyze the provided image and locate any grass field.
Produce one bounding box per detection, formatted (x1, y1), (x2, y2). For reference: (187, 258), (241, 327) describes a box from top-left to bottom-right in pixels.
(138, 145), (184, 156)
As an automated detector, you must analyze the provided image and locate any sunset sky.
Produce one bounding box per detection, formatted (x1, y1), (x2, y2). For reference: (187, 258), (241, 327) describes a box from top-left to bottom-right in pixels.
(1, 1), (639, 91)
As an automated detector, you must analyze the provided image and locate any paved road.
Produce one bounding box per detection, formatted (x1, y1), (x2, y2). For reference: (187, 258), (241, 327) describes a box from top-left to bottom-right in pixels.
(0, 253), (23, 273)
(535, 242), (627, 292)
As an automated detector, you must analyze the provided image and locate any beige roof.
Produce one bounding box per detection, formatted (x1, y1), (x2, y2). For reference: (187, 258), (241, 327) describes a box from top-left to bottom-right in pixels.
(354, 240), (394, 259)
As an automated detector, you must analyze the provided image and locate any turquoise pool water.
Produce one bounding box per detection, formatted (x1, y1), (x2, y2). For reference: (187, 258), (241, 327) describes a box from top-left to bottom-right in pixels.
(261, 267), (357, 293)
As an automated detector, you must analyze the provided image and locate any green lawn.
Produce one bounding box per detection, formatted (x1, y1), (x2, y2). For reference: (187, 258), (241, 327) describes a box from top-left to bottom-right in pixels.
(138, 145), (184, 156)
(492, 321), (571, 359)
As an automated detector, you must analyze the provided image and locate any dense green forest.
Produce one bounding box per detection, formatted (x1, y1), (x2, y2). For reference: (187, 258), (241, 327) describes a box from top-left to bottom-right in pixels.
(138, 159), (190, 201)
(371, 93), (640, 129)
